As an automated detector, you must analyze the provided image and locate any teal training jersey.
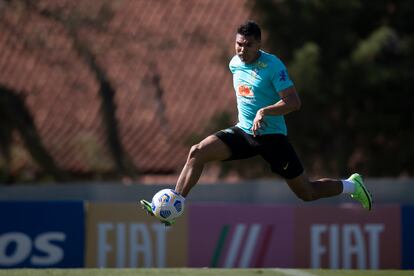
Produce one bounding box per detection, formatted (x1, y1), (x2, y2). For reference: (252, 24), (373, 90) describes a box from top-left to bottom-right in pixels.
(229, 50), (294, 135)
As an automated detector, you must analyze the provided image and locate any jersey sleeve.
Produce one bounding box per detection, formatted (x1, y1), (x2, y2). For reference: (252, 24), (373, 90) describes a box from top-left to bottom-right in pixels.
(271, 59), (294, 92)
(229, 55), (237, 73)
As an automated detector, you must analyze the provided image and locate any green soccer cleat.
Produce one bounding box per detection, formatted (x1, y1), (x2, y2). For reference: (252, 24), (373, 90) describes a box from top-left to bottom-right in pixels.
(140, 199), (154, 216)
(162, 219), (175, 227)
(139, 199), (175, 227)
(349, 173), (373, 211)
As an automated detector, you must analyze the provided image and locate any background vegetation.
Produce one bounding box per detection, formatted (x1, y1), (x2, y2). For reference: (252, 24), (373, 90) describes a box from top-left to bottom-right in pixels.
(228, 0), (414, 178)
(0, 0), (413, 182)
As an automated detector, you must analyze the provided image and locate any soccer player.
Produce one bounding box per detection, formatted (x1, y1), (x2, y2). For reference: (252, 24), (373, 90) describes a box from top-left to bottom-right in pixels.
(141, 20), (372, 225)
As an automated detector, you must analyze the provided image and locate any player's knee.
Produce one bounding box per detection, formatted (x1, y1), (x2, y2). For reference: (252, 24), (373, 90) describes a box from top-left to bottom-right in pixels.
(188, 144), (205, 163)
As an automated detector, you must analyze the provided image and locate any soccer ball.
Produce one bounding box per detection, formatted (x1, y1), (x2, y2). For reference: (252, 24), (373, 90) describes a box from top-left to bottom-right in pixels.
(151, 189), (185, 222)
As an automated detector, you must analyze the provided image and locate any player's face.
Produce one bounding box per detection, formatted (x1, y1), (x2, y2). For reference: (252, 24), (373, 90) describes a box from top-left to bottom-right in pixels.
(235, 34), (261, 64)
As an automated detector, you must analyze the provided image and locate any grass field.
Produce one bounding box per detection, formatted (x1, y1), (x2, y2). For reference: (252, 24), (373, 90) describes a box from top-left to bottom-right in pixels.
(0, 269), (413, 276)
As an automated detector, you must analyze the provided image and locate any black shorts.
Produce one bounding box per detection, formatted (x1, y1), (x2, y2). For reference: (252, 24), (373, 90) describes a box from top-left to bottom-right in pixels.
(215, 126), (304, 179)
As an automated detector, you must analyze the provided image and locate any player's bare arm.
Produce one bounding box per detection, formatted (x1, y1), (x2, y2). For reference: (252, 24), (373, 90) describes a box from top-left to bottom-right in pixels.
(251, 86), (301, 136)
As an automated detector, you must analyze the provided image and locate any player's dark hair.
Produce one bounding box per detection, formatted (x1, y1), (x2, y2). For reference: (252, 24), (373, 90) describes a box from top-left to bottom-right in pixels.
(237, 20), (261, 41)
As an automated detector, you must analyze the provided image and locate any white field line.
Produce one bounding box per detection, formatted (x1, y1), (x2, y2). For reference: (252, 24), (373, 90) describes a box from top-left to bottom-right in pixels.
(272, 268), (318, 276)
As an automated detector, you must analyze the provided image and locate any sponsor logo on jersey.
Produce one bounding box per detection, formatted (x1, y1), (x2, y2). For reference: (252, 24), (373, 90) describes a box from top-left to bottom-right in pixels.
(237, 84), (254, 97)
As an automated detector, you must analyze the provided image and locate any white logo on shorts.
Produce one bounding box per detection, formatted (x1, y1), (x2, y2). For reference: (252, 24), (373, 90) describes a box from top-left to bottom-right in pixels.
(222, 128), (234, 134)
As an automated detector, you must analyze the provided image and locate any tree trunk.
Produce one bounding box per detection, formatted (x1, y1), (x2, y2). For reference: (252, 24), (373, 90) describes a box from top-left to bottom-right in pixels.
(0, 85), (69, 182)
(69, 31), (138, 178)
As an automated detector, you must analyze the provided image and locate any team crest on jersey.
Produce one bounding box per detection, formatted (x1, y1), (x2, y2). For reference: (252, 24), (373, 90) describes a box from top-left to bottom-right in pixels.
(237, 84), (254, 97)
(256, 61), (268, 69)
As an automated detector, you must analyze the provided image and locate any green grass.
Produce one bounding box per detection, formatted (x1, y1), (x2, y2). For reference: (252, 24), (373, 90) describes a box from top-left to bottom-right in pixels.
(0, 269), (412, 276)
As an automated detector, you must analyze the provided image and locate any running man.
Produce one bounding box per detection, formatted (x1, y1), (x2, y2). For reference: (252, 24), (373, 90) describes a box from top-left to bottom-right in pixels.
(141, 20), (372, 225)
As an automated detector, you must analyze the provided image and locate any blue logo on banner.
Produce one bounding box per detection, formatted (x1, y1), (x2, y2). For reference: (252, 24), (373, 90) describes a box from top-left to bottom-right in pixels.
(402, 205), (414, 269)
(0, 201), (84, 268)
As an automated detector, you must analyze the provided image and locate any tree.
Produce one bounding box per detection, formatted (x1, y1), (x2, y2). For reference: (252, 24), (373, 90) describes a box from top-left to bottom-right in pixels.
(247, 0), (414, 176)
(0, 85), (69, 182)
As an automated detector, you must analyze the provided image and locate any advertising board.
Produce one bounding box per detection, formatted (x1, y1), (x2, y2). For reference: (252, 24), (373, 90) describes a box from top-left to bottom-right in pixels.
(402, 205), (414, 269)
(0, 201), (84, 268)
(188, 203), (295, 268)
(294, 204), (401, 269)
(85, 202), (187, 267)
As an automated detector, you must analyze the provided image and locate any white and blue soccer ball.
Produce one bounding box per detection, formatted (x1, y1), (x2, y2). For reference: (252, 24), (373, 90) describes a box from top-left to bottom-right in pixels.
(151, 189), (185, 222)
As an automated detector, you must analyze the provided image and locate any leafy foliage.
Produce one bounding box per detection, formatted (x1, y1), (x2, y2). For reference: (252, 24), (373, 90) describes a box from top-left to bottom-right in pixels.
(246, 0), (414, 176)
